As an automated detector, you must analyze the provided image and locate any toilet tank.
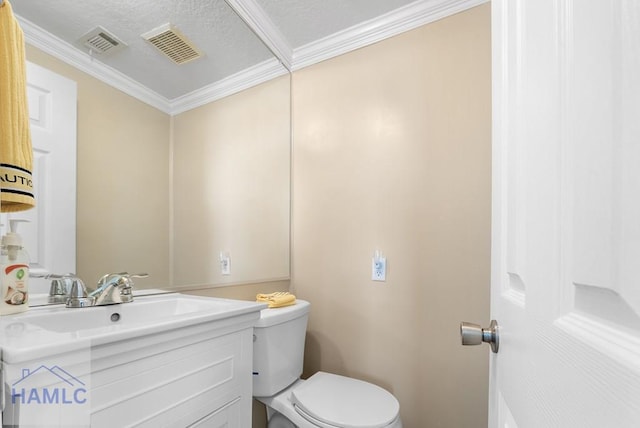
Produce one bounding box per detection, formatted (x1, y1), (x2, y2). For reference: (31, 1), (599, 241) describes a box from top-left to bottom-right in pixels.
(253, 300), (310, 397)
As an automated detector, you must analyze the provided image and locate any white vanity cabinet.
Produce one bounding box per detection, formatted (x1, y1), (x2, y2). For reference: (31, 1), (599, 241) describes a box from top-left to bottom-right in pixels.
(0, 294), (264, 427)
(89, 316), (255, 427)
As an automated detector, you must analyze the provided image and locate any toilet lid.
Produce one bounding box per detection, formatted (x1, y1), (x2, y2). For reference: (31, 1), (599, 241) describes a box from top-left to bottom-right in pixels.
(291, 372), (399, 428)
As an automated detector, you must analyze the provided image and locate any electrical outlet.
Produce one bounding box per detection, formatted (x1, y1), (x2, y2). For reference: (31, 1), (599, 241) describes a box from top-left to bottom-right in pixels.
(372, 256), (386, 281)
(220, 252), (231, 275)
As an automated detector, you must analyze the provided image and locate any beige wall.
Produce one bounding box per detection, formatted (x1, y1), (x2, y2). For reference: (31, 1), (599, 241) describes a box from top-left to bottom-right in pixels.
(172, 75), (290, 288)
(291, 4), (491, 428)
(25, 46), (172, 288)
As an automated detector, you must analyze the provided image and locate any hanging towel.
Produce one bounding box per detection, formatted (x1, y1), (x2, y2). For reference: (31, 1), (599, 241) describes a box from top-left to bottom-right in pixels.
(256, 291), (296, 308)
(0, 0), (35, 212)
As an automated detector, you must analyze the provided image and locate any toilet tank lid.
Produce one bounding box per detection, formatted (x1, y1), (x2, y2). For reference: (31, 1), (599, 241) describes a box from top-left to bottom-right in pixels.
(254, 299), (310, 328)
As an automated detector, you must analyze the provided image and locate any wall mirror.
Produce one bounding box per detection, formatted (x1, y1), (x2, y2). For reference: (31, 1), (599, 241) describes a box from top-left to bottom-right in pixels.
(9, 0), (291, 304)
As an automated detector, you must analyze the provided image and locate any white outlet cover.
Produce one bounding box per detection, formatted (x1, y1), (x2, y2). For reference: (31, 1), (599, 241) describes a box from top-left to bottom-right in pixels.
(372, 257), (386, 281)
(221, 256), (231, 275)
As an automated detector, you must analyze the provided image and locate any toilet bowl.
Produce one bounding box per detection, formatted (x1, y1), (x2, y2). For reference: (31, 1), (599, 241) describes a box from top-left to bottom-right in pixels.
(253, 300), (402, 428)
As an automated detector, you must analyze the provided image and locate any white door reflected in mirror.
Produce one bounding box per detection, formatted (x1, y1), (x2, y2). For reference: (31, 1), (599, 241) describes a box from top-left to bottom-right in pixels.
(1, 62), (77, 296)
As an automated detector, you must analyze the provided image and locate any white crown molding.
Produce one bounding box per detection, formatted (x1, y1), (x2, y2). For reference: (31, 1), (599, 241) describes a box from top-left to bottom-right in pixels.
(292, 0), (489, 71)
(17, 14), (287, 115)
(169, 58), (288, 115)
(17, 15), (173, 114)
(225, 0), (293, 70)
(17, 0), (487, 114)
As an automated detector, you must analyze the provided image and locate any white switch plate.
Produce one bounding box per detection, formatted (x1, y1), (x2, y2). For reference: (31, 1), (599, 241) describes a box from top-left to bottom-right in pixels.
(372, 257), (386, 281)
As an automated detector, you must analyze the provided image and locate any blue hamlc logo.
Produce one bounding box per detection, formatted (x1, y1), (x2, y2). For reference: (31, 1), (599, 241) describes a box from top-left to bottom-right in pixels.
(11, 365), (87, 405)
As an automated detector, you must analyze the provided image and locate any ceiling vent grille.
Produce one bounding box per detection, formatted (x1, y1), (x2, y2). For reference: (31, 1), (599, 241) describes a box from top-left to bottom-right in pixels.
(142, 24), (203, 65)
(79, 26), (127, 56)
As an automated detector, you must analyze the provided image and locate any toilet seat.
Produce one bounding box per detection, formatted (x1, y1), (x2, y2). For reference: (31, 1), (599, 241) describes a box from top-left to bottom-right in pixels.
(291, 372), (400, 428)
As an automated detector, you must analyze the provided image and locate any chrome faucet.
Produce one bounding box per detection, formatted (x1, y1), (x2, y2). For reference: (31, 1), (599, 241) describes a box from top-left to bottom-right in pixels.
(32, 271), (149, 307)
(89, 272), (149, 306)
(30, 272), (77, 304)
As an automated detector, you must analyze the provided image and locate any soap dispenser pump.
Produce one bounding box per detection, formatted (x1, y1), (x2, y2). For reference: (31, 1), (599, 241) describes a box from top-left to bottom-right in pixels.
(0, 219), (30, 314)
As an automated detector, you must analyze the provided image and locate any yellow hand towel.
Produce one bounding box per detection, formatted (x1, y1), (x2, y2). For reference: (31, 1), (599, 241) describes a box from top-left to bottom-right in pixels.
(0, 0), (35, 212)
(256, 292), (296, 308)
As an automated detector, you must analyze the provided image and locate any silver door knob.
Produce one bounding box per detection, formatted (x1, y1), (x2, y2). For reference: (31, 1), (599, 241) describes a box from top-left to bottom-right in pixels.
(460, 320), (499, 353)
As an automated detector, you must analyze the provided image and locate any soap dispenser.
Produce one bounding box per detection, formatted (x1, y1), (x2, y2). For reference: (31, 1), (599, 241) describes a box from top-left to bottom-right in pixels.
(0, 219), (30, 315)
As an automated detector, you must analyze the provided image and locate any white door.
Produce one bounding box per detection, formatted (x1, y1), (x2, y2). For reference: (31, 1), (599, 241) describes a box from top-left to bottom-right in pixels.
(488, 0), (640, 426)
(1, 62), (77, 295)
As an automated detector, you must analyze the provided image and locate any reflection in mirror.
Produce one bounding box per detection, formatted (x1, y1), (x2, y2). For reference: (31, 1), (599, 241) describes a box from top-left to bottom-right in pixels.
(172, 75), (290, 288)
(11, 0), (291, 304)
(13, 0), (282, 100)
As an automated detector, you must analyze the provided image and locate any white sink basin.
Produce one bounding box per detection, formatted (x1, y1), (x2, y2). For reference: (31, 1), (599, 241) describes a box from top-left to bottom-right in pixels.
(23, 294), (250, 332)
(0, 293), (266, 363)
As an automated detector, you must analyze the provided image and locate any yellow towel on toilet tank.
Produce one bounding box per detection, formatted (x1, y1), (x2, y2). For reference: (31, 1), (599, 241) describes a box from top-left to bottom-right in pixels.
(0, 0), (35, 212)
(256, 292), (296, 308)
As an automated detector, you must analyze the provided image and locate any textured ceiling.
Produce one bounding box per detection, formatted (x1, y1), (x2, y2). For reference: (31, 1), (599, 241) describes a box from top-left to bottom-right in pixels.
(254, 0), (415, 47)
(12, 0), (274, 99)
(11, 0), (482, 110)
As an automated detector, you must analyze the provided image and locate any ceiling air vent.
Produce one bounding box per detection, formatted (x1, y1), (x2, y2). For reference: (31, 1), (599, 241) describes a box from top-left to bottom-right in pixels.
(141, 23), (203, 65)
(79, 26), (127, 56)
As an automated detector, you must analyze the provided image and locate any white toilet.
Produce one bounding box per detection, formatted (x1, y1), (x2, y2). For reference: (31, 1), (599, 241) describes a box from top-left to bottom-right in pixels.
(253, 300), (402, 428)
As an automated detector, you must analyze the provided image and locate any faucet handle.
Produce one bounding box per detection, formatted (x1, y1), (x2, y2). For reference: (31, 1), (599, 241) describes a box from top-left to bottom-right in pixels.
(97, 272), (148, 286)
(50, 279), (68, 295)
(128, 273), (149, 279)
(30, 272), (79, 304)
(49, 278), (74, 303)
(66, 278), (95, 308)
(117, 273), (148, 302)
(97, 272), (127, 286)
(30, 272), (76, 280)
(93, 272), (149, 304)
